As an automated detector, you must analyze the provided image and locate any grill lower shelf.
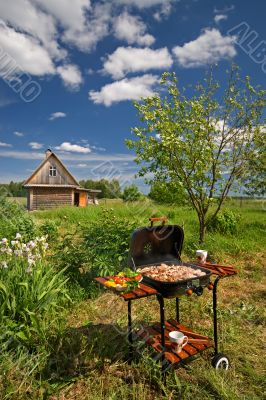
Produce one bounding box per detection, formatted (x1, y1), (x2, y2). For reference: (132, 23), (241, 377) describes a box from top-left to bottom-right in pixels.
(136, 319), (213, 366)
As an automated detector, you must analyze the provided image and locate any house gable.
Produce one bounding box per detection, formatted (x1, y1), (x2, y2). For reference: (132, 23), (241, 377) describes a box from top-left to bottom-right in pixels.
(24, 152), (79, 186)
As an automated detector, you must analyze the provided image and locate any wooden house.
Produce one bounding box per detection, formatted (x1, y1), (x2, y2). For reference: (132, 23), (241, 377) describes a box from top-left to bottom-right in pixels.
(23, 149), (101, 211)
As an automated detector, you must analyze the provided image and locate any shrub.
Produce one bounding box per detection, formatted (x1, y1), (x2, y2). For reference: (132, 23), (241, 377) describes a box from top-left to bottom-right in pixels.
(83, 209), (138, 276)
(122, 185), (142, 202)
(207, 210), (240, 235)
(39, 220), (59, 241)
(149, 181), (187, 205)
(0, 196), (36, 240)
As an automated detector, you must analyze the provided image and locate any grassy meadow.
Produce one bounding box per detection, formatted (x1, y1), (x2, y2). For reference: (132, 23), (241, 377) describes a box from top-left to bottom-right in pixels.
(1, 197), (265, 399)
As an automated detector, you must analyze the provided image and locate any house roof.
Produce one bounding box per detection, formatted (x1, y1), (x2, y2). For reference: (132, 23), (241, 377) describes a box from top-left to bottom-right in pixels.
(23, 151), (80, 186)
(23, 150), (102, 193)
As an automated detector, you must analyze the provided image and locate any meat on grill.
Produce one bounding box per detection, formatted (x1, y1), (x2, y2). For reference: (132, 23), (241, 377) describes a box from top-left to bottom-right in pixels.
(137, 263), (206, 282)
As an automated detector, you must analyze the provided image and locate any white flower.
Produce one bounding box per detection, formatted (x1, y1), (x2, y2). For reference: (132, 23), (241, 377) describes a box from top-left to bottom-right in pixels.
(27, 258), (35, 266)
(14, 250), (23, 257)
(15, 233), (22, 240)
(26, 267), (32, 274)
(28, 241), (36, 249)
(43, 243), (49, 250)
(11, 240), (18, 247)
(0, 238), (8, 245)
(1, 261), (8, 269)
(6, 248), (12, 255)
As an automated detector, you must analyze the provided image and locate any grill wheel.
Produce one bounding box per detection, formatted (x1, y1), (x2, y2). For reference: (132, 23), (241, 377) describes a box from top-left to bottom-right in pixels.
(211, 353), (230, 370)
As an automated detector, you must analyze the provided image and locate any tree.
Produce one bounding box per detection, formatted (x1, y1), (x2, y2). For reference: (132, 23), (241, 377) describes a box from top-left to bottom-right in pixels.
(126, 66), (266, 243)
(79, 179), (122, 198)
(149, 180), (187, 205)
(244, 131), (266, 197)
(122, 185), (142, 202)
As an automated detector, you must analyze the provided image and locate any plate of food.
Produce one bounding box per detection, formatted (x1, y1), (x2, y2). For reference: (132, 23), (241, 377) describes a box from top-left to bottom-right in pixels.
(105, 269), (142, 292)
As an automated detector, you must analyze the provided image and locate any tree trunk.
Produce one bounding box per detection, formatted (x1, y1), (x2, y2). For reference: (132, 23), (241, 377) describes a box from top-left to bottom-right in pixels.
(199, 218), (206, 244)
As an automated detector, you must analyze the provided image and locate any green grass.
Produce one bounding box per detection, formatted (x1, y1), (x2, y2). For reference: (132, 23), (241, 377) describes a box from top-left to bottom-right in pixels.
(1, 199), (265, 399)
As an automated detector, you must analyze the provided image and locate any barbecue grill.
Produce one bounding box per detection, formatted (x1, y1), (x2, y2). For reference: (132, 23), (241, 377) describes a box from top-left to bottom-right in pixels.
(129, 222), (212, 298)
(95, 217), (238, 375)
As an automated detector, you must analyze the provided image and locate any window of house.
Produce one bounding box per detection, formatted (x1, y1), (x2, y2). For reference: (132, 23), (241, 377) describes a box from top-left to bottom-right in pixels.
(49, 165), (57, 177)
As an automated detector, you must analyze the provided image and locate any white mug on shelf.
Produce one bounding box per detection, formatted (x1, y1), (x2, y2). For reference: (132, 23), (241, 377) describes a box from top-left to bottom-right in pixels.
(169, 331), (188, 353)
(196, 250), (208, 264)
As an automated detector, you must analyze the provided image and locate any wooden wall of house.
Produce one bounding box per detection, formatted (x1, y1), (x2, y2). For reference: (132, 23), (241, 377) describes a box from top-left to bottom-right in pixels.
(29, 155), (77, 185)
(31, 188), (73, 210)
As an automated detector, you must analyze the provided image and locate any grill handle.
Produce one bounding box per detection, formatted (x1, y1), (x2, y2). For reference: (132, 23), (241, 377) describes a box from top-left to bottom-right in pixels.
(149, 216), (168, 227)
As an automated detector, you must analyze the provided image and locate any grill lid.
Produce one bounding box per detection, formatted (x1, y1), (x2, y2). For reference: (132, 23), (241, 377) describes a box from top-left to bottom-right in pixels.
(129, 224), (184, 268)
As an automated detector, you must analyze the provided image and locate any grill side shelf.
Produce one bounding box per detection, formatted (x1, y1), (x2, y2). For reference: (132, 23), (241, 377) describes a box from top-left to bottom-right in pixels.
(196, 262), (238, 277)
(95, 276), (158, 301)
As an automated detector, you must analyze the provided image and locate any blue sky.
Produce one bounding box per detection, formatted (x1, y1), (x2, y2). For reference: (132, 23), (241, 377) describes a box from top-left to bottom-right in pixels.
(0, 0), (265, 193)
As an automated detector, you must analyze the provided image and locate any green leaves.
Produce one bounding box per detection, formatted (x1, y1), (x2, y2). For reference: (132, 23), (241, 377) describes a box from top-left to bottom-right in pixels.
(127, 66), (266, 242)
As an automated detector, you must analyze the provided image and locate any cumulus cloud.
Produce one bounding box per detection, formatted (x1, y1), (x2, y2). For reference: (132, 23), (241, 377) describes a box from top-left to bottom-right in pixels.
(0, 141), (12, 147)
(29, 142), (43, 149)
(13, 131), (24, 137)
(172, 28), (236, 68)
(214, 14), (228, 24)
(55, 142), (91, 153)
(0, 22), (55, 76)
(49, 111), (67, 121)
(103, 46), (173, 79)
(113, 11), (155, 46)
(0, 0), (65, 60)
(89, 74), (158, 106)
(57, 64), (82, 89)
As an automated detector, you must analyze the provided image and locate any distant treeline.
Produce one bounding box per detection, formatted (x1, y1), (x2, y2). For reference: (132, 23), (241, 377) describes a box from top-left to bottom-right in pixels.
(79, 179), (122, 199)
(0, 181), (27, 197)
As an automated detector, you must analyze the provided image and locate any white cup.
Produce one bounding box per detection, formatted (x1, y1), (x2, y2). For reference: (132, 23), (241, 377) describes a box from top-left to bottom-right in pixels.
(169, 331), (188, 353)
(196, 250), (208, 263)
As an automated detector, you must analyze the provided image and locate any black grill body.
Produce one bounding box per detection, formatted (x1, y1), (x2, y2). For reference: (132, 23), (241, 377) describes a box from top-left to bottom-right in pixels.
(129, 224), (211, 298)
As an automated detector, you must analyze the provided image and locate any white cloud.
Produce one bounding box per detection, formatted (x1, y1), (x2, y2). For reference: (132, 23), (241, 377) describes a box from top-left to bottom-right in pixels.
(13, 131), (24, 137)
(91, 145), (106, 152)
(0, 149), (134, 162)
(0, 22), (55, 76)
(214, 14), (228, 24)
(116, 0), (173, 9)
(172, 28), (236, 68)
(77, 163), (88, 168)
(57, 64), (82, 89)
(29, 142), (43, 149)
(113, 11), (155, 46)
(103, 46), (173, 79)
(0, 0), (65, 60)
(153, 2), (172, 21)
(214, 5), (235, 14)
(89, 74), (158, 106)
(60, 2), (111, 52)
(49, 111), (67, 121)
(55, 142), (91, 154)
(0, 141), (12, 147)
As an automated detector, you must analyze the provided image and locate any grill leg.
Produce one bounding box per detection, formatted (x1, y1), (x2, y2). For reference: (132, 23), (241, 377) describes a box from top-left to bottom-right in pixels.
(127, 300), (133, 362)
(176, 297), (180, 323)
(156, 294), (166, 376)
(213, 276), (220, 355)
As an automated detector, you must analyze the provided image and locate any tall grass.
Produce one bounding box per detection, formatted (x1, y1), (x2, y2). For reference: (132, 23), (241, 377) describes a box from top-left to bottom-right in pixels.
(1, 198), (264, 399)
